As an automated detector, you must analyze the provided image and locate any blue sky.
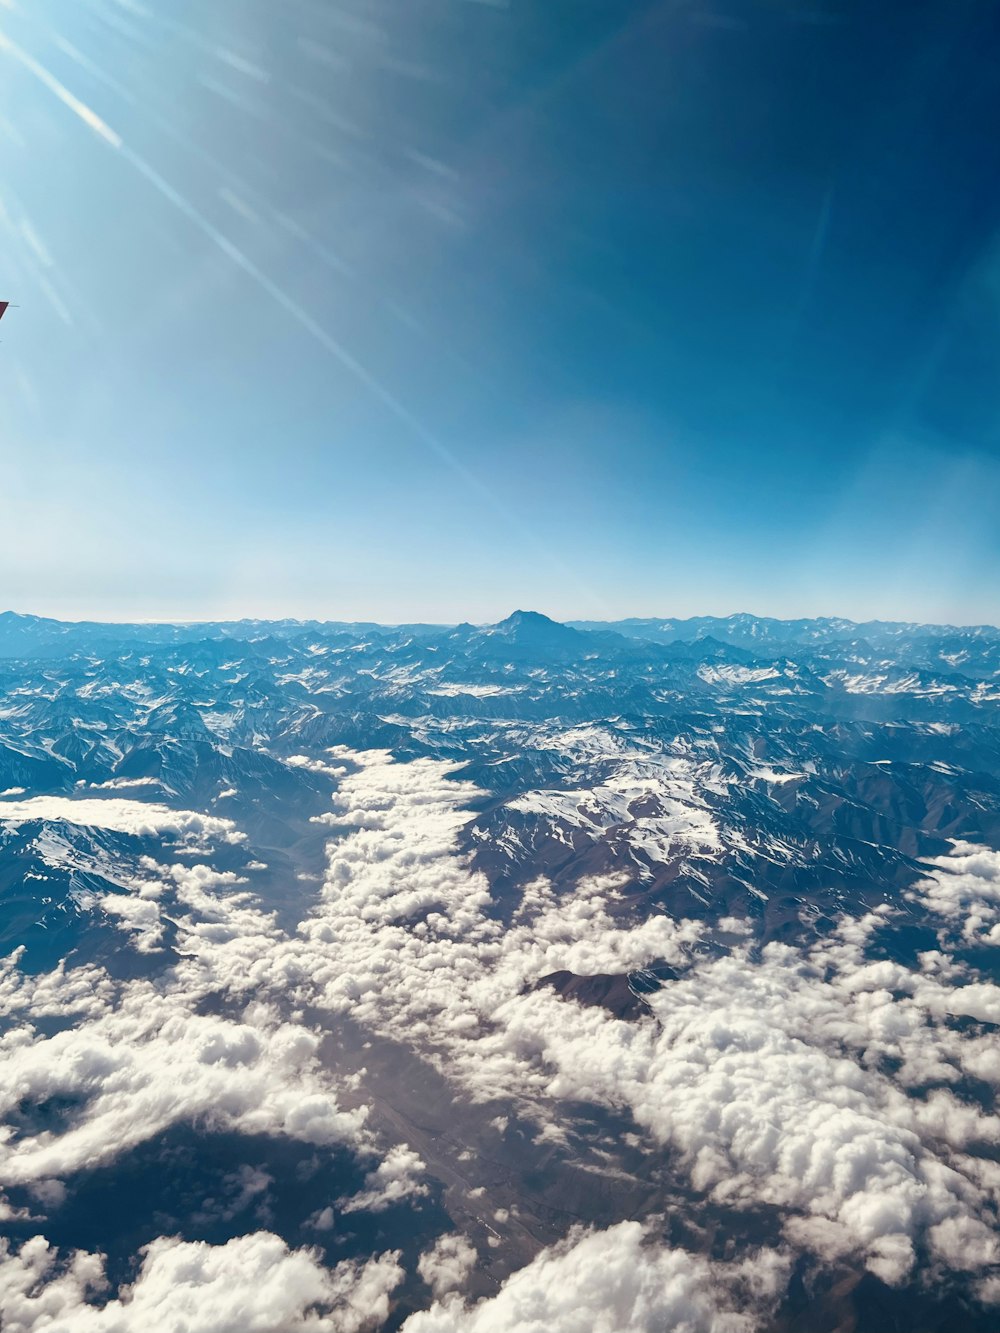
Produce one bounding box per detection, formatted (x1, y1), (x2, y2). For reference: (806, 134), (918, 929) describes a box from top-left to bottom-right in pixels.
(1, 0), (999, 624)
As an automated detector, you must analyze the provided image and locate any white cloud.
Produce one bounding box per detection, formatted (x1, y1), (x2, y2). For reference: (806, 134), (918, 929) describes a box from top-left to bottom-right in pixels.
(0, 856), (368, 1189)
(207, 1165), (272, 1223)
(0, 952), (114, 1023)
(339, 1144), (428, 1215)
(98, 891), (165, 952)
(464, 910), (1000, 1287)
(910, 842), (1000, 947)
(0, 994), (367, 1186)
(287, 753), (349, 779)
(0, 1231), (402, 1333)
(403, 1221), (787, 1333)
(417, 1235), (477, 1298)
(0, 796), (243, 844)
(225, 753), (1000, 1292)
(0, 1193), (34, 1224)
(5, 747), (1000, 1315)
(249, 755), (701, 1071)
(306, 1206), (336, 1232)
(84, 777), (163, 792)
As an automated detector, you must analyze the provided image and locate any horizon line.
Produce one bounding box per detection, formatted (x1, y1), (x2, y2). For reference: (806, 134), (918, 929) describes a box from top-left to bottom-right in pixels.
(2, 608), (999, 633)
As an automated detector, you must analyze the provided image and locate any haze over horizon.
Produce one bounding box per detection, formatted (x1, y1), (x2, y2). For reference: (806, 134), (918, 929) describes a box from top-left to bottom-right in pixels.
(3, 603), (1000, 632)
(3, 1), (1000, 623)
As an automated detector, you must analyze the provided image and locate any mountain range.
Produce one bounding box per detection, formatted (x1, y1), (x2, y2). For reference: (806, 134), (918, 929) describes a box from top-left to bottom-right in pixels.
(1, 609), (999, 1331)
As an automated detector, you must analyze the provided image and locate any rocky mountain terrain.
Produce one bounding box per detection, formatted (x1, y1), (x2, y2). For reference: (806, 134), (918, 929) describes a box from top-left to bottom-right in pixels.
(2, 609), (1000, 1331)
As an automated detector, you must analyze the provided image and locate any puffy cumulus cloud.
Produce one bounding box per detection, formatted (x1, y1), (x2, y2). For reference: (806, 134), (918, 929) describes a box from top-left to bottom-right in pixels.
(403, 1221), (788, 1333)
(911, 842), (1000, 946)
(147, 860), (259, 950)
(206, 753), (1000, 1293)
(0, 951), (114, 1023)
(0, 1230), (402, 1333)
(213, 754), (700, 1078)
(98, 891), (164, 952)
(0, 838), (418, 1251)
(0, 796), (244, 844)
(339, 1144), (428, 1215)
(6, 747), (1000, 1312)
(0, 862), (371, 1192)
(288, 753), (350, 780)
(96, 860), (245, 954)
(417, 1234), (477, 1298)
(506, 873), (702, 979)
(0, 991), (366, 1186)
(457, 904), (1000, 1287)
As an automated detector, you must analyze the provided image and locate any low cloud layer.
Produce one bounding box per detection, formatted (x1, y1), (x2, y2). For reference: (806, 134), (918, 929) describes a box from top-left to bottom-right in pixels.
(0, 981), (367, 1186)
(0, 1231), (402, 1333)
(241, 752), (1000, 1296)
(3, 749), (1000, 1325)
(911, 842), (1000, 947)
(339, 1145), (428, 1215)
(0, 796), (243, 843)
(417, 1235), (477, 1299)
(404, 1221), (788, 1333)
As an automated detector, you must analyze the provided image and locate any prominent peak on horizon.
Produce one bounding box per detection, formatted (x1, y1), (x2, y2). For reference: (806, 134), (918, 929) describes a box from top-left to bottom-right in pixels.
(469, 608), (587, 658)
(489, 609), (579, 637)
(496, 609), (565, 629)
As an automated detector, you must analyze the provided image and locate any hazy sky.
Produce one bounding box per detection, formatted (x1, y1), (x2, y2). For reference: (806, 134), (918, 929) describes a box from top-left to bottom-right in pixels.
(2, 0), (999, 624)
